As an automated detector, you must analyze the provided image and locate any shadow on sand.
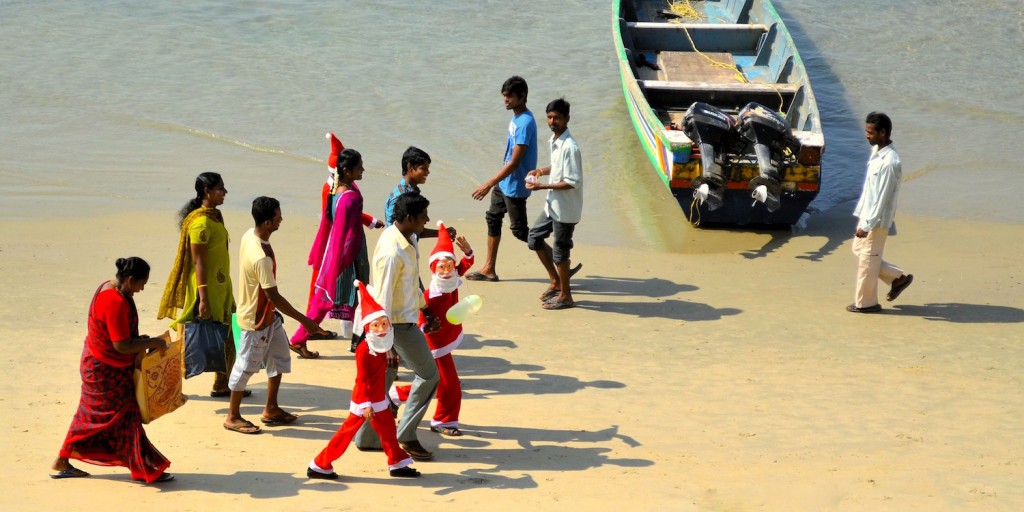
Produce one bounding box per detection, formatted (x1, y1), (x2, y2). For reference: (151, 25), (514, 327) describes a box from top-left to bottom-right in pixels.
(889, 303), (1024, 324)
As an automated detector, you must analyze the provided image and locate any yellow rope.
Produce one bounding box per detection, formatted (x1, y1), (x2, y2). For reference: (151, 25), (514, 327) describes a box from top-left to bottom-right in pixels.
(667, 0), (784, 111)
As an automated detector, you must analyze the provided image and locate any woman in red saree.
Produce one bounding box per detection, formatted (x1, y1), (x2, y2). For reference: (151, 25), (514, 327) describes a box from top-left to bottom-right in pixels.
(291, 144), (382, 355)
(51, 257), (174, 483)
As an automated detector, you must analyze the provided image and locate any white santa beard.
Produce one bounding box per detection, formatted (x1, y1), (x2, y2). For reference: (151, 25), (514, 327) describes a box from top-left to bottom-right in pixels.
(430, 273), (460, 294)
(365, 330), (394, 354)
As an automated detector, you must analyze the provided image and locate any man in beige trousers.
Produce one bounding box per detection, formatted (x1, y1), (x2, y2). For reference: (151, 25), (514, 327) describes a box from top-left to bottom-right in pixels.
(848, 111), (914, 313)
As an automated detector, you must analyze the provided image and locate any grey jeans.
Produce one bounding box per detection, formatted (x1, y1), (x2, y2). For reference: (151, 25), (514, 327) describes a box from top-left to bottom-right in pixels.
(354, 323), (439, 447)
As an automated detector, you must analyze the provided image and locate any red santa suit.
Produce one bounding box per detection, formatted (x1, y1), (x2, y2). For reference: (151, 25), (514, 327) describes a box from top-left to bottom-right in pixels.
(309, 281), (412, 476)
(420, 222), (474, 430)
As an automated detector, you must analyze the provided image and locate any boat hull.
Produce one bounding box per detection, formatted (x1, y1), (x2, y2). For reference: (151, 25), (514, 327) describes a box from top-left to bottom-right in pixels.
(613, 0), (823, 228)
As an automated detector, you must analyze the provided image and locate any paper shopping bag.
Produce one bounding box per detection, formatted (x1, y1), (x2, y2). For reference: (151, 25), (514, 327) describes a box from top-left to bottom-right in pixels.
(135, 331), (189, 424)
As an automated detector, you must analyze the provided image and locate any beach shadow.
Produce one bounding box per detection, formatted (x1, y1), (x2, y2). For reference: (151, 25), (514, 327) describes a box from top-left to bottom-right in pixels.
(739, 230), (791, 259)
(793, 203), (855, 262)
(574, 275), (698, 298)
(420, 424), (650, 495)
(455, 353), (545, 377)
(458, 333), (517, 350)
(462, 423), (641, 449)
(119, 471), (340, 498)
(890, 303), (1024, 323)
(463, 372), (625, 399)
(575, 298), (742, 322)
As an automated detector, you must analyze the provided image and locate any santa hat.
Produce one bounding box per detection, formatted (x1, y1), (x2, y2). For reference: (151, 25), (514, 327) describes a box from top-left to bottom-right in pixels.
(428, 220), (455, 271)
(326, 132), (345, 169)
(354, 280), (387, 326)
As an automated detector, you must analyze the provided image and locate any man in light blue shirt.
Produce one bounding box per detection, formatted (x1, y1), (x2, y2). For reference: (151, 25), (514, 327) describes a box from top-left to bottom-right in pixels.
(848, 112), (913, 313)
(468, 76), (537, 282)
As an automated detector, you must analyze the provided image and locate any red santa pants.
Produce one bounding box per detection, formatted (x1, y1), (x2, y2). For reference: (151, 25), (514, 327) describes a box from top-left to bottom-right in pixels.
(431, 353), (462, 428)
(313, 409), (411, 470)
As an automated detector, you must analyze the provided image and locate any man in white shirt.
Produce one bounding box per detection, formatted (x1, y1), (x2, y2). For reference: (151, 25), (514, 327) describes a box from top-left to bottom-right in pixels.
(527, 98), (583, 310)
(849, 112), (913, 313)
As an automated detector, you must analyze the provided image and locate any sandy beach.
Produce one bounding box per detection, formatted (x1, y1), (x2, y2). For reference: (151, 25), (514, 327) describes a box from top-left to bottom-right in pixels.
(0, 205), (1021, 511)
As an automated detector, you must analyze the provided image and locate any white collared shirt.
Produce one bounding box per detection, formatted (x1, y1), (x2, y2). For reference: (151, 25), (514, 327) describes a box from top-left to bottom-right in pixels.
(853, 144), (901, 231)
(545, 129), (583, 223)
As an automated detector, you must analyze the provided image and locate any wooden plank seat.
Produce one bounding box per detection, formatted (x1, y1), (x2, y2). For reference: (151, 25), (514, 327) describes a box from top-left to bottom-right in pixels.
(627, 22), (768, 53)
(640, 79), (800, 111)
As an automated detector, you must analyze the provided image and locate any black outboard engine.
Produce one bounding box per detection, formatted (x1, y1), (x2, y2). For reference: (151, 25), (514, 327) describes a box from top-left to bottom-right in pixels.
(683, 102), (735, 211)
(737, 102), (800, 212)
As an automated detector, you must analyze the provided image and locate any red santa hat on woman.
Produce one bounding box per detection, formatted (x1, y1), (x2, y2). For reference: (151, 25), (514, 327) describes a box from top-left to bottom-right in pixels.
(326, 132), (345, 169)
(428, 220), (455, 272)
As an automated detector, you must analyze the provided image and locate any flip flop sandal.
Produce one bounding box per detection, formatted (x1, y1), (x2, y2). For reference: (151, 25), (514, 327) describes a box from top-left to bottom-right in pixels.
(134, 472), (175, 483)
(50, 467), (90, 479)
(569, 262), (583, 277)
(210, 389), (252, 398)
(539, 289), (558, 301)
(430, 426), (463, 437)
(223, 420), (262, 434)
(542, 299), (576, 310)
(289, 344), (320, 359)
(261, 412), (299, 426)
(465, 272), (499, 282)
(306, 330), (338, 340)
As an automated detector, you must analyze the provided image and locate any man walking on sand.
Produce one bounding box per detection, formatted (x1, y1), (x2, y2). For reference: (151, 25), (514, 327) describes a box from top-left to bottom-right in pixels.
(467, 75), (537, 282)
(224, 196), (327, 434)
(527, 98), (583, 311)
(848, 112), (913, 313)
(353, 192), (442, 460)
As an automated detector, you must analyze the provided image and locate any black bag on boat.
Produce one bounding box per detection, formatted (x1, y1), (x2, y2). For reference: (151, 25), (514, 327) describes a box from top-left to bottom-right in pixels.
(183, 320), (229, 378)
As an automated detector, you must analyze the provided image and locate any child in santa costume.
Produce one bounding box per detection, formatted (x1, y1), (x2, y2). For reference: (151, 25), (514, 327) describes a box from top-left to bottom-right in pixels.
(417, 221), (475, 436)
(307, 280), (420, 479)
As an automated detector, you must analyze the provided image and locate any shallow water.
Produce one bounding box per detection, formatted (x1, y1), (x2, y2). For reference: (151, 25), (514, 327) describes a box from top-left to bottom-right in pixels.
(2, 0), (1021, 250)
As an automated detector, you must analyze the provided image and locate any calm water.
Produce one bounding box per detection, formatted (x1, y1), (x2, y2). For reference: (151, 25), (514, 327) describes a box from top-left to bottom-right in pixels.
(2, 0), (1021, 250)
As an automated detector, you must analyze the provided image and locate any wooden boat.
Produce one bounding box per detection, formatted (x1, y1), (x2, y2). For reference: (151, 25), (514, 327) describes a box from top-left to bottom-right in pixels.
(613, 0), (824, 227)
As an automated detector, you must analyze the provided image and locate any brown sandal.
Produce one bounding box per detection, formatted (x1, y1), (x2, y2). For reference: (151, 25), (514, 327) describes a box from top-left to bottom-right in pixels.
(289, 343), (320, 359)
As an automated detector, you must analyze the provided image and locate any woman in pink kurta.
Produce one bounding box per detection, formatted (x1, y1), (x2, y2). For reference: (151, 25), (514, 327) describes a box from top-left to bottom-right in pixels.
(292, 146), (382, 355)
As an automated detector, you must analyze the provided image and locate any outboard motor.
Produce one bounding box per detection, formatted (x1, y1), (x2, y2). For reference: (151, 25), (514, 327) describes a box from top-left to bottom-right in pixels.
(737, 102), (800, 212)
(683, 102), (735, 211)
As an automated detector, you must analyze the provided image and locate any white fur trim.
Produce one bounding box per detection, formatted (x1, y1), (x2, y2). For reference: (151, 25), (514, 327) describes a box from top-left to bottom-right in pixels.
(429, 251), (455, 264)
(309, 460), (334, 474)
(325, 132), (332, 139)
(430, 420), (459, 428)
(349, 399), (390, 416)
(430, 331), (463, 359)
(388, 458), (413, 470)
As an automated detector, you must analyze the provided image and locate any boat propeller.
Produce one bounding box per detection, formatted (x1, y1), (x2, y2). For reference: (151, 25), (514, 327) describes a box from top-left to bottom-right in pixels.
(683, 102), (735, 211)
(738, 102), (800, 212)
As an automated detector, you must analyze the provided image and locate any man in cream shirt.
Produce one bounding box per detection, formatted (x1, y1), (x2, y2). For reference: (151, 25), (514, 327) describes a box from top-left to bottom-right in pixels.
(849, 111), (914, 313)
(353, 192), (441, 460)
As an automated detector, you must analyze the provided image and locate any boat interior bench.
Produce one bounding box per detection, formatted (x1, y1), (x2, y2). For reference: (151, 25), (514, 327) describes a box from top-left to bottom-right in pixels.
(627, 21), (767, 53)
(640, 79), (800, 111)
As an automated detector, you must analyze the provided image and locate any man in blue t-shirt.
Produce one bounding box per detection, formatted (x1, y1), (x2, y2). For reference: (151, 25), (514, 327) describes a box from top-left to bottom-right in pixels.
(468, 75), (538, 282)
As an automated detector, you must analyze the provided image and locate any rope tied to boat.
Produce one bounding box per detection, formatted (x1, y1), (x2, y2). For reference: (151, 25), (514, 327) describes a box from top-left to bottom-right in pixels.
(667, 0), (785, 112)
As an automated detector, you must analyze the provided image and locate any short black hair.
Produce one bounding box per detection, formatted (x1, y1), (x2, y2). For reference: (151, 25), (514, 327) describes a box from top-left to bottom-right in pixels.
(251, 196), (280, 226)
(115, 257), (150, 282)
(392, 191), (429, 224)
(501, 76), (528, 100)
(865, 111), (892, 136)
(401, 146), (431, 176)
(546, 98), (570, 118)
